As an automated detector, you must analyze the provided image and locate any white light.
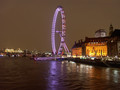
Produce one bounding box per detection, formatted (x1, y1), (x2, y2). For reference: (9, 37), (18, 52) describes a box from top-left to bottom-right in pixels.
(91, 57), (95, 60)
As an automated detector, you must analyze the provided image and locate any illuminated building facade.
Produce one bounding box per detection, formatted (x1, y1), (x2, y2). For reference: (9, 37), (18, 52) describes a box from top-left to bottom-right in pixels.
(72, 25), (113, 57)
(5, 49), (14, 53)
(85, 37), (109, 57)
(72, 47), (82, 57)
(72, 24), (120, 57)
(72, 37), (109, 57)
(72, 40), (84, 57)
(5, 48), (23, 53)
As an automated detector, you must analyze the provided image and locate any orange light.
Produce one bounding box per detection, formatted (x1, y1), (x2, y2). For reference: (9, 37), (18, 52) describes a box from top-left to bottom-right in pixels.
(86, 45), (107, 57)
(72, 47), (82, 57)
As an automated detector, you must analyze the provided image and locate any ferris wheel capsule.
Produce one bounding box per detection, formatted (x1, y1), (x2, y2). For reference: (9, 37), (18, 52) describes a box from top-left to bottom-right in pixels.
(51, 6), (69, 55)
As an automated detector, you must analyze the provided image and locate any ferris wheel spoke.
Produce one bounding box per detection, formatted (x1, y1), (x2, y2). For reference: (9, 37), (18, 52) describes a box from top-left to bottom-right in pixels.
(51, 6), (69, 55)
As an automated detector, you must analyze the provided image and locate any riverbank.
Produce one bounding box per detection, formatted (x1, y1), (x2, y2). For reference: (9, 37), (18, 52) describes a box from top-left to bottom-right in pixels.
(69, 57), (120, 68)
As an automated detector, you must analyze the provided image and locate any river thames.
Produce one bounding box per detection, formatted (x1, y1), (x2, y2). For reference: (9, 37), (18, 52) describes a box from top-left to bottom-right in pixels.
(0, 57), (120, 90)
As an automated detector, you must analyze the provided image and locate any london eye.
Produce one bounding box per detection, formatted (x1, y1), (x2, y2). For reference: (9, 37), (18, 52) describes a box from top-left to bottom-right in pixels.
(51, 6), (69, 55)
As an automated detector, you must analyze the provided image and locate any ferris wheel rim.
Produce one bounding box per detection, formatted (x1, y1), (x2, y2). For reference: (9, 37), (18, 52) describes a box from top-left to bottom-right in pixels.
(51, 6), (66, 55)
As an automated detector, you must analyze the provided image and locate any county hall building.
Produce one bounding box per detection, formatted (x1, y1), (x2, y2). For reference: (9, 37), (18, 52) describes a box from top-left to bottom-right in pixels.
(72, 24), (120, 57)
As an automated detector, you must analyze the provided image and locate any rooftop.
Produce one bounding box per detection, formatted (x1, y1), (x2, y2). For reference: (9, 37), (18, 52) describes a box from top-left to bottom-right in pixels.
(111, 29), (120, 37)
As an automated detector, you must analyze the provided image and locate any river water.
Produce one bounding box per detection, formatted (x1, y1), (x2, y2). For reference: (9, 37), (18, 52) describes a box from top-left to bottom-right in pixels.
(0, 57), (120, 90)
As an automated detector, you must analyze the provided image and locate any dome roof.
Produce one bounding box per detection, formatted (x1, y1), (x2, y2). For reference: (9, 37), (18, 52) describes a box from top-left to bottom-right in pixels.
(95, 29), (106, 33)
(95, 29), (107, 37)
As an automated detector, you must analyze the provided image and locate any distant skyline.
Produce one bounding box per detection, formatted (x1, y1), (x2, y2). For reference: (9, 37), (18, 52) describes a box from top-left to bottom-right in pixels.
(0, 0), (120, 52)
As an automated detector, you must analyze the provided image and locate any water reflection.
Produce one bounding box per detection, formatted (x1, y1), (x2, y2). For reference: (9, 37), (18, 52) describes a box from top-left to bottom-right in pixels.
(0, 58), (120, 90)
(113, 70), (119, 83)
(47, 61), (64, 90)
(59, 61), (120, 90)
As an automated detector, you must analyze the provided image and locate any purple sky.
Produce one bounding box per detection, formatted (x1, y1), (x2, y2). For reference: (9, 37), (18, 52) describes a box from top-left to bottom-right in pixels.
(0, 0), (120, 52)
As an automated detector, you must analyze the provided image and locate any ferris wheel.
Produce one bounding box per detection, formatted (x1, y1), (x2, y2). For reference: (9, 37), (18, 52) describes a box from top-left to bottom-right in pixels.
(51, 6), (69, 55)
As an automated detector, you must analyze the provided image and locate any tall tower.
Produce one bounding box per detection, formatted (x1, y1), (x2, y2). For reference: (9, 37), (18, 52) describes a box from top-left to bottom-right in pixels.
(109, 24), (113, 36)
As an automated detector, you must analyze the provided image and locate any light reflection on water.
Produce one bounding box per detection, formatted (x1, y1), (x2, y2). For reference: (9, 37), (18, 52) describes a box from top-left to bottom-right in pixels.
(0, 57), (120, 90)
(47, 61), (59, 90)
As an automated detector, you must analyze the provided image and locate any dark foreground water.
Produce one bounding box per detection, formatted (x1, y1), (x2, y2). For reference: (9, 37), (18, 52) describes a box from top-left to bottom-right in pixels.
(0, 57), (120, 90)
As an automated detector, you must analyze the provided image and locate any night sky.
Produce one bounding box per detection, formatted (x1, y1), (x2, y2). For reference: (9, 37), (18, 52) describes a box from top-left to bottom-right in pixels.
(0, 0), (120, 52)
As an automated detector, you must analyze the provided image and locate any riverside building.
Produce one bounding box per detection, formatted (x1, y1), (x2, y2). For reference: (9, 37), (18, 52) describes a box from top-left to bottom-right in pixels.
(72, 24), (120, 58)
(107, 29), (120, 57)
